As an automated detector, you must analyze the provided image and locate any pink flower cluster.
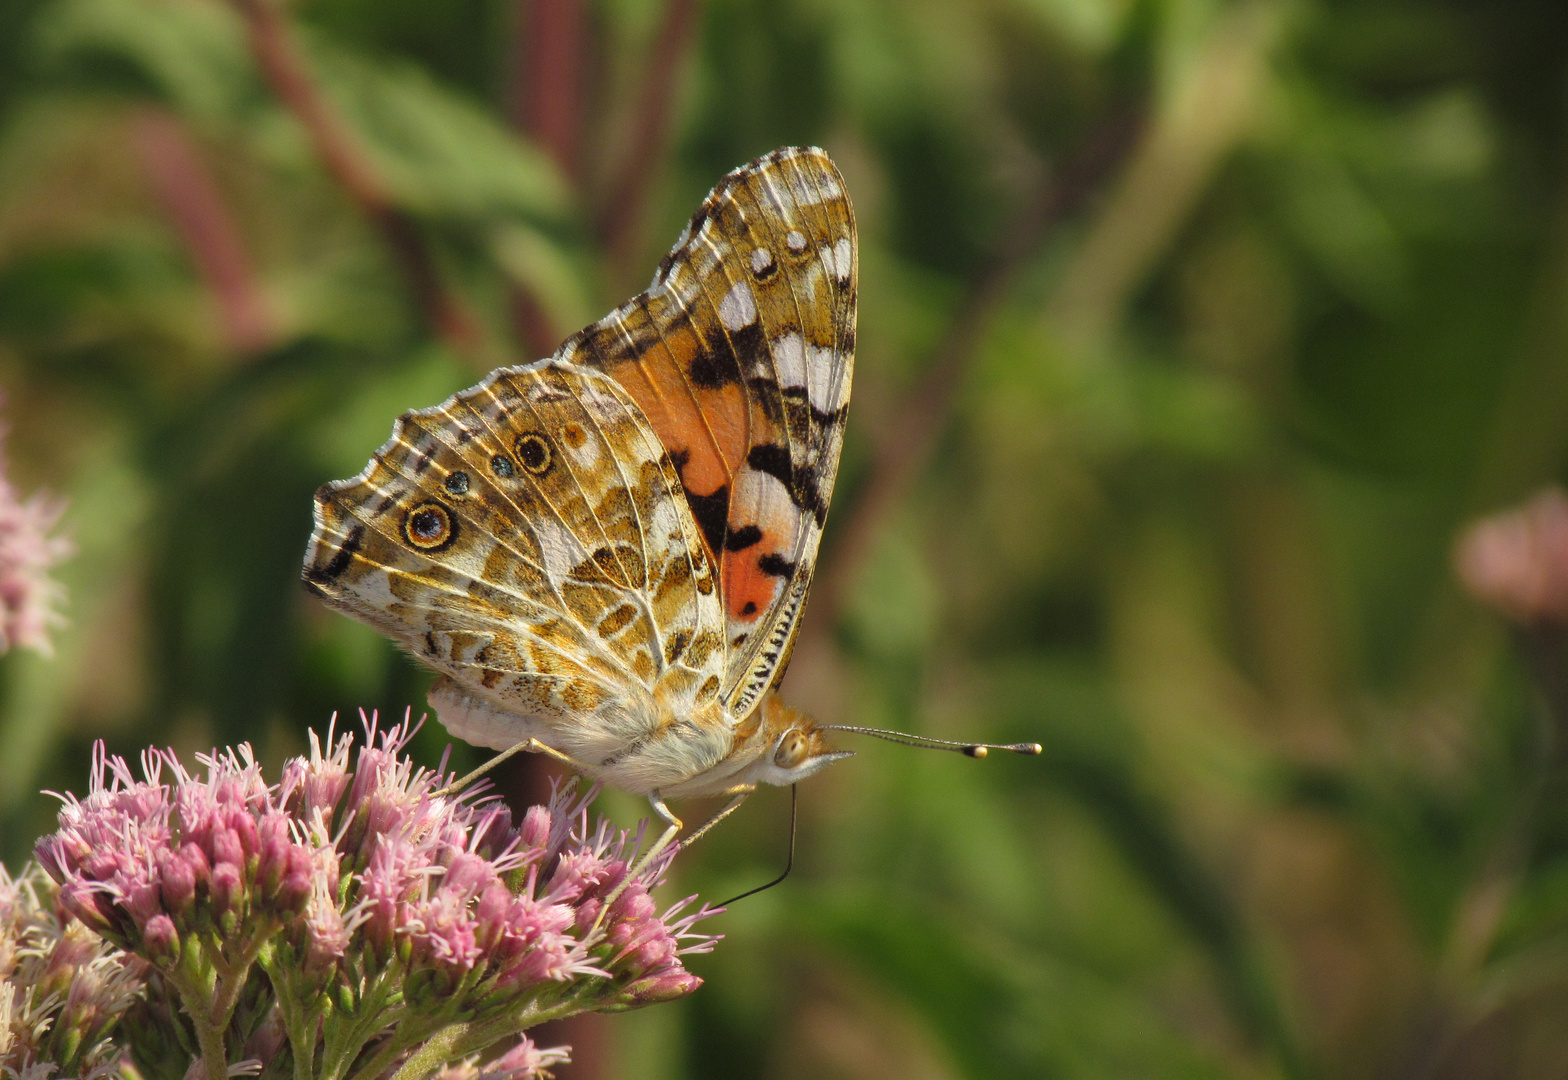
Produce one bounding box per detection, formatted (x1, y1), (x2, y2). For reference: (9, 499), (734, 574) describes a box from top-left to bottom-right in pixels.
(31, 714), (717, 1080)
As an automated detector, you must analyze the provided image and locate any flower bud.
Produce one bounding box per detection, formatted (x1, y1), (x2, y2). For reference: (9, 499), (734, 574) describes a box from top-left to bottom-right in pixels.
(255, 815), (292, 900)
(182, 841), (210, 882)
(618, 968), (701, 1006)
(56, 880), (117, 938)
(34, 834), (79, 882)
(474, 882), (510, 950)
(519, 806), (551, 852)
(211, 828), (245, 875)
(210, 861), (242, 916)
(304, 899), (349, 979)
(630, 936), (676, 972)
(227, 806), (260, 864)
(362, 896), (396, 960)
(47, 922), (103, 977)
(441, 851), (498, 899)
(123, 880), (163, 927)
(140, 913), (180, 965)
(305, 764), (350, 822)
(158, 848), (197, 916)
(609, 886), (656, 924)
(274, 847), (314, 915)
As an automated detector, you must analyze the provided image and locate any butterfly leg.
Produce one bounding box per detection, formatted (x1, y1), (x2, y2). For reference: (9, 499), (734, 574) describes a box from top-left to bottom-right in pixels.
(438, 737), (594, 797)
(592, 792), (683, 925)
(677, 787), (754, 850)
(630, 793), (684, 882)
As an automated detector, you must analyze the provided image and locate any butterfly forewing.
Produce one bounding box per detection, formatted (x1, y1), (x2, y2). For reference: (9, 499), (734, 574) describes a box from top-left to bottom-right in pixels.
(557, 147), (856, 717)
(304, 361), (729, 763)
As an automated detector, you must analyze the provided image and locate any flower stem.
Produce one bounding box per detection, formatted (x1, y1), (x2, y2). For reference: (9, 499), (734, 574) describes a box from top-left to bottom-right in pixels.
(343, 1022), (443, 1080)
(165, 933), (270, 1080)
(256, 946), (322, 1080)
(317, 964), (410, 1080)
(190, 1004), (231, 1080)
(381, 1023), (467, 1080)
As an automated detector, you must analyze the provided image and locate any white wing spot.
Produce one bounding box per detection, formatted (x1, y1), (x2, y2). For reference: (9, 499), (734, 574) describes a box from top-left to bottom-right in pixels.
(719, 280), (757, 330)
(786, 230), (807, 254)
(806, 341), (840, 413)
(750, 247), (774, 277)
(771, 333), (808, 388)
(786, 170), (842, 205)
(566, 430), (601, 469)
(833, 237), (853, 282)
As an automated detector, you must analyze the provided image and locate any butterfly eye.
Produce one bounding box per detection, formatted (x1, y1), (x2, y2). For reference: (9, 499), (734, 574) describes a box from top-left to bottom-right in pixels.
(774, 729), (809, 769)
(443, 471), (470, 496)
(404, 503), (455, 551)
(490, 455), (514, 478)
(515, 433), (552, 475)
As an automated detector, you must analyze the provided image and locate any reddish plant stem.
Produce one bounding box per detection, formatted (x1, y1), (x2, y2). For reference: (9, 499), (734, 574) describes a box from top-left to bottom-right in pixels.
(133, 110), (276, 355)
(231, 0), (483, 354)
(506, 0), (586, 358)
(512, 0), (585, 180)
(596, 0), (702, 283)
(808, 112), (1144, 632)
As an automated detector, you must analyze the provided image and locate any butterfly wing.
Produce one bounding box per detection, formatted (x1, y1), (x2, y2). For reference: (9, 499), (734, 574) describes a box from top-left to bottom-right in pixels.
(303, 360), (730, 768)
(558, 146), (856, 718)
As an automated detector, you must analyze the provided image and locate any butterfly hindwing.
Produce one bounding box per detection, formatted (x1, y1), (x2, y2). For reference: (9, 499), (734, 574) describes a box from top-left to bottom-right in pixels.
(558, 146), (856, 717)
(304, 361), (729, 764)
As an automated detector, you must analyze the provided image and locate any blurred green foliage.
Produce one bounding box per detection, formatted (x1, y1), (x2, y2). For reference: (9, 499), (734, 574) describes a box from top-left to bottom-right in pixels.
(3, 0), (1568, 1077)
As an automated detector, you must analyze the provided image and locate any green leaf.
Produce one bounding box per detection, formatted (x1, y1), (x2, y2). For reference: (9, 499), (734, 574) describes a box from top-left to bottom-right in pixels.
(33, 0), (256, 124)
(307, 38), (570, 222)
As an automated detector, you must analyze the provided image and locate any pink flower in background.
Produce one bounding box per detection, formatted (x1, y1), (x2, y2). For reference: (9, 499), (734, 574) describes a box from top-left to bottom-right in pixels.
(1455, 488), (1568, 624)
(27, 712), (718, 1080)
(0, 416), (72, 657)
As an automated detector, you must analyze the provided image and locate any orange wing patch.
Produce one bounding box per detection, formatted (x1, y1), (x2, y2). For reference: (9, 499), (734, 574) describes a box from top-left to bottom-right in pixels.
(558, 146), (855, 715)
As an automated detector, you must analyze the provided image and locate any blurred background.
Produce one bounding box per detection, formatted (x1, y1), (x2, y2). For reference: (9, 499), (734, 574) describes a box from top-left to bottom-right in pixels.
(3, 0), (1568, 1076)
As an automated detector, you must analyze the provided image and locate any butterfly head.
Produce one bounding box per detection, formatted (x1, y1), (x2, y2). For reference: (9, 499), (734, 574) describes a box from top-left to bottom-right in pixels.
(739, 694), (853, 788)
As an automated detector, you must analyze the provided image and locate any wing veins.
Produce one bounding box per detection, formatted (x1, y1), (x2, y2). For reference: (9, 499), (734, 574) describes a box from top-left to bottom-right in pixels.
(559, 369), (669, 675)
(384, 422), (559, 589)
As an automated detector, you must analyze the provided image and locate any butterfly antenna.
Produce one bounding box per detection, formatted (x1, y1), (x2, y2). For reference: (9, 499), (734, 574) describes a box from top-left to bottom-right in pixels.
(820, 725), (1043, 758)
(718, 784), (798, 908)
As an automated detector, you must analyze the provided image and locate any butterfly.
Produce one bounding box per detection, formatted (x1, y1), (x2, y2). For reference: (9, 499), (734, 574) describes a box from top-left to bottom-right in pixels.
(303, 147), (1036, 866)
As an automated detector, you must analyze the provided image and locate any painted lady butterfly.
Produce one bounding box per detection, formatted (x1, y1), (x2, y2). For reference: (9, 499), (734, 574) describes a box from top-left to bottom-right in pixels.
(304, 147), (1036, 863)
(305, 148), (856, 850)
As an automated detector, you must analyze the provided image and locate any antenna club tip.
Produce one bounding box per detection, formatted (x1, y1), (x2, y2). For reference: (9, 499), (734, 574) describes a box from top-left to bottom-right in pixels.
(964, 745), (988, 759)
(1020, 743), (1043, 756)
